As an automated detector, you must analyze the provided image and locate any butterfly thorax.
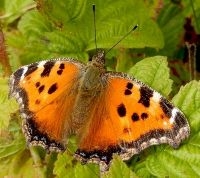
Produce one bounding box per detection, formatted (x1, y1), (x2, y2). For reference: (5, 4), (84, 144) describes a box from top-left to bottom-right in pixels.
(80, 51), (106, 91)
(71, 51), (107, 132)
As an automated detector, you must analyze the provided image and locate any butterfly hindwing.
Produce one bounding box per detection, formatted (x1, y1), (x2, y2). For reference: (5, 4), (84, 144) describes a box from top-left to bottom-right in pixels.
(9, 58), (85, 151)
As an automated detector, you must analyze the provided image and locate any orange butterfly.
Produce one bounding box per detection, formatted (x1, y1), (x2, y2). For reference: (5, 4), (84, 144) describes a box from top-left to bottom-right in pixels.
(9, 50), (190, 172)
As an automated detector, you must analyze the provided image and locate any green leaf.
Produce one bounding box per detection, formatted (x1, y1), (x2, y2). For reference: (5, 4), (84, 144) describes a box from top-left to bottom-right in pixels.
(18, 10), (52, 40)
(172, 81), (200, 133)
(157, 1), (185, 57)
(53, 153), (70, 178)
(129, 56), (173, 96)
(36, 0), (164, 49)
(132, 160), (152, 178)
(145, 128), (200, 177)
(157, 0), (200, 57)
(0, 80), (27, 177)
(0, 140), (25, 159)
(0, 0), (35, 24)
(8, 0), (164, 68)
(145, 142), (200, 177)
(0, 114), (27, 177)
(38, 0), (88, 26)
(0, 117), (26, 160)
(0, 1), (4, 11)
(6, 150), (38, 178)
(103, 155), (138, 178)
(0, 77), (18, 129)
(54, 153), (99, 178)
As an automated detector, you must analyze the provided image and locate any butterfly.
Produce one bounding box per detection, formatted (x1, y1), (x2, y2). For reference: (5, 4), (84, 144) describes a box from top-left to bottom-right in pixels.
(9, 50), (190, 172)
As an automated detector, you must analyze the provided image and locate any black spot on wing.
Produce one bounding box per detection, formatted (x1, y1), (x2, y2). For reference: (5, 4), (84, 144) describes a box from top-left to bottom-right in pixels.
(123, 128), (132, 134)
(26, 76), (31, 81)
(159, 97), (173, 118)
(160, 114), (165, 119)
(35, 82), (40, 88)
(13, 68), (24, 85)
(24, 64), (38, 77)
(59, 63), (65, 69)
(14, 68), (24, 79)
(35, 99), (40, 104)
(124, 82), (133, 95)
(126, 82), (133, 89)
(138, 86), (153, 107)
(174, 111), (188, 128)
(124, 89), (132, 95)
(41, 61), (55, 77)
(117, 103), (126, 117)
(57, 63), (65, 75)
(48, 83), (57, 94)
(38, 85), (45, 93)
(141, 113), (148, 120)
(132, 113), (139, 121)
(57, 70), (63, 75)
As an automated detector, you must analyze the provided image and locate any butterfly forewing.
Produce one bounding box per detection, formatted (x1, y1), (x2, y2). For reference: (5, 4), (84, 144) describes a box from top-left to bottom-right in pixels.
(75, 72), (190, 168)
(10, 59), (85, 151)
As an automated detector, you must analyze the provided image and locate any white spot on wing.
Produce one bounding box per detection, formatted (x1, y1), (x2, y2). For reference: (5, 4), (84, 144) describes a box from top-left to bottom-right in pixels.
(160, 136), (167, 142)
(17, 97), (23, 104)
(170, 108), (178, 124)
(55, 61), (62, 65)
(10, 76), (15, 86)
(15, 92), (20, 99)
(149, 138), (159, 144)
(38, 61), (46, 68)
(20, 66), (28, 81)
(141, 142), (148, 149)
(152, 91), (161, 102)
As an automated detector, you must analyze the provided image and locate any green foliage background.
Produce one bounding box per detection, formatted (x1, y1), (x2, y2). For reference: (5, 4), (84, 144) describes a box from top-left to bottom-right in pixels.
(0, 0), (200, 177)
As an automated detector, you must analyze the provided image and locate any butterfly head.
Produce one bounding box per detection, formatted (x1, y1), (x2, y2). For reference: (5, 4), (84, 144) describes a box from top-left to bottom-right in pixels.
(91, 50), (105, 66)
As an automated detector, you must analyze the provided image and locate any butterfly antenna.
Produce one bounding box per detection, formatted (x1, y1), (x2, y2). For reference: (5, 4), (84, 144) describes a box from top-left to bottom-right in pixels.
(93, 4), (98, 52)
(105, 24), (138, 55)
